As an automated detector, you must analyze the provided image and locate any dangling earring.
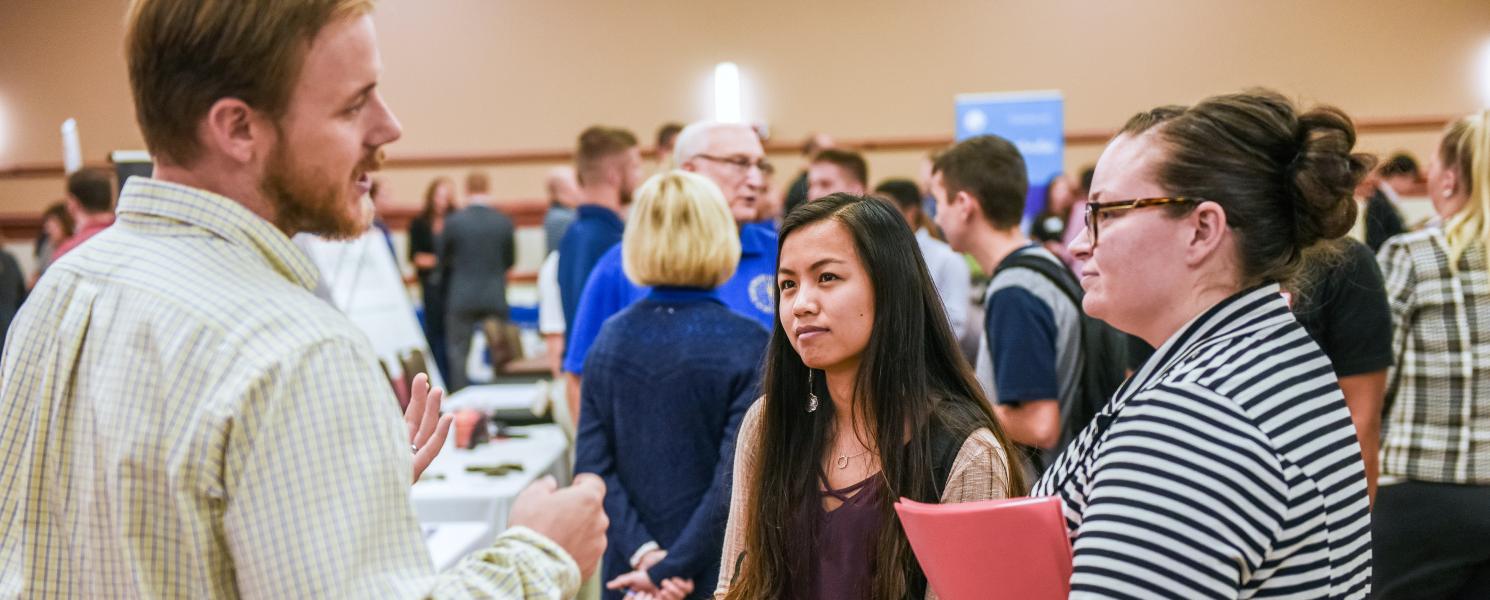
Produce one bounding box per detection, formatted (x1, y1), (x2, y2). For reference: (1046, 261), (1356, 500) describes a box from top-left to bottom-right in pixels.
(806, 369), (820, 413)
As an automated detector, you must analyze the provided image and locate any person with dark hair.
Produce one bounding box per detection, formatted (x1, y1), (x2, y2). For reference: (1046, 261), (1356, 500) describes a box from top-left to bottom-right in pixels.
(1036, 90), (1374, 597)
(876, 178), (971, 346)
(409, 176), (456, 378)
(441, 170), (518, 390)
(52, 167), (115, 260)
(32, 201), (74, 284)
(577, 171), (767, 600)
(655, 122), (685, 169)
(558, 125), (644, 345)
(0, 241), (25, 355)
(1354, 161), (1411, 252)
(1373, 110), (1490, 598)
(1284, 238), (1393, 505)
(783, 132), (836, 216)
(716, 193), (1022, 599)
(806, 148), (868, 201)
(367, 177), (397, 257)
(1031, 173), (1078, 245)
(933, 135), (1097, 472)
(1378, 152), (1423, 197)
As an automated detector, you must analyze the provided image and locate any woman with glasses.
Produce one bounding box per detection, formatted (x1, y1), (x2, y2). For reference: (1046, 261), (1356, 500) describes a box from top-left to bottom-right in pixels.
(716, 193), (1023, 599)
(1372, 111), (1490, 599)
(1035, 90), (1375, 598)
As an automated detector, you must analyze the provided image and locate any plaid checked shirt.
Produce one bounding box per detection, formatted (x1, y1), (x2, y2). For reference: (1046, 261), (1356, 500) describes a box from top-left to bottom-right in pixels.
(0, 178), (579, 599)
(1378, 228), (1490, 484)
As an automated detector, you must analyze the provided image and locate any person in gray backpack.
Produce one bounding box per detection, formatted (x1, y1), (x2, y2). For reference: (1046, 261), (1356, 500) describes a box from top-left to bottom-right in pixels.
(932, 134), (1127, 475)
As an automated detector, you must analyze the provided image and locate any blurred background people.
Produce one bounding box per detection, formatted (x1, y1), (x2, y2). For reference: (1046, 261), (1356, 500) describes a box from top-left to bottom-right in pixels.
(409, 176), (457, 378)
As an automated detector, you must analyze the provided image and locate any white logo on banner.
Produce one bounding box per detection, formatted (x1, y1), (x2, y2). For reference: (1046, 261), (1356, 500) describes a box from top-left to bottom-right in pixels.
(961, 109), (988, 134)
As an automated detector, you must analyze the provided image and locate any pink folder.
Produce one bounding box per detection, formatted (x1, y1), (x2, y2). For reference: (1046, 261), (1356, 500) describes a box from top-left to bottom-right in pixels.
(895, 495), (1073, 600)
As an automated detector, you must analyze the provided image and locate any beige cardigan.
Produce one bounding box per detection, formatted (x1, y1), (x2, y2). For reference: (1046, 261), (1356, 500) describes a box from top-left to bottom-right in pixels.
(713, 400), (1014, 599)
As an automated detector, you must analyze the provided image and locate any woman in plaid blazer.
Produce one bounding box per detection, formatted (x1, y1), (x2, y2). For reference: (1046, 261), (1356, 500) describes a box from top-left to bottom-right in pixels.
(1374, 110), (1490, 599)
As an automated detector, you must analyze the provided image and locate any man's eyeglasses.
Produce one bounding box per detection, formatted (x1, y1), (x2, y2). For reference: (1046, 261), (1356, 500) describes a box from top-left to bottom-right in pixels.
(694, 154), (772, 173)
(1083, 197), (1204, 246)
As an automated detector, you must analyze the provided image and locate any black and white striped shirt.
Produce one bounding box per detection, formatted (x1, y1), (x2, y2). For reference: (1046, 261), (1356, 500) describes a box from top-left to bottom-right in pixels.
(1032, 283), (1372, 599)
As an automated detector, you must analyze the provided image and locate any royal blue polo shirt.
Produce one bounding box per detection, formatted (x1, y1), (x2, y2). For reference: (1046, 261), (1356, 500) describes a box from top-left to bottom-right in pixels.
(562, 223), (778, 374)
(557, 205), (626, 346)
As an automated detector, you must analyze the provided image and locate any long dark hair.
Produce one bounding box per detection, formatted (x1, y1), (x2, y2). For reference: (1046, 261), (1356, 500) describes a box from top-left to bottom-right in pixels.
(420, 176), (455, 222)
(727, 194), (1025, 599)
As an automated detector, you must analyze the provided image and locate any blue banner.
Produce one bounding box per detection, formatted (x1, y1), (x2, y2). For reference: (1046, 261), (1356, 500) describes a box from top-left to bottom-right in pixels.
(954, 90), (1064, 228)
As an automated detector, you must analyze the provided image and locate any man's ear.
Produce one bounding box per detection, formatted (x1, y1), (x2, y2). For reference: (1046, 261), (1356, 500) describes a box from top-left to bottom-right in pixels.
(200, 98), (269, 165)
(954, 190), (979, 221)
(1185, 201), (1230, 267)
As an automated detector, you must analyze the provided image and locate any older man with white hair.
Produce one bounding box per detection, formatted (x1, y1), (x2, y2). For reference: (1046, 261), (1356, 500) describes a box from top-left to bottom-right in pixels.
(560, 122), (778, 420)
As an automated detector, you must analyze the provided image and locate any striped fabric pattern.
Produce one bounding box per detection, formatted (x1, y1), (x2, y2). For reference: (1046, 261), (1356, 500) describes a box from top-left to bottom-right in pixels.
(0, 178), (578, 599)
(1377, 230), (1490, 484)
(1033, 283), (1372, 599)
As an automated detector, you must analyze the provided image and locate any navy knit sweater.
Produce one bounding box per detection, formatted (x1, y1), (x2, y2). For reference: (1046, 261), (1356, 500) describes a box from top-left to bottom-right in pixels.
(574, 287), (769, 597)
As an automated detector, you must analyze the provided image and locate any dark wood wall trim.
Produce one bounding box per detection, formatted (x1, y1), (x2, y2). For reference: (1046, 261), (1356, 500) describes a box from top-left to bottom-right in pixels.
(0, 115), (1455, 181)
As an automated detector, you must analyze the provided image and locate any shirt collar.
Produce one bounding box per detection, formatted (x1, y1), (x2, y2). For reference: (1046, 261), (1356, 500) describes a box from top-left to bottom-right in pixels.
(576, 204), (625, 230)
(646, 286), (723, 304)
(1120, 282), (1292, 401)
(114, 177), (321, 292)
(75, 213), (116, 233)
(740, 222), (777, 257)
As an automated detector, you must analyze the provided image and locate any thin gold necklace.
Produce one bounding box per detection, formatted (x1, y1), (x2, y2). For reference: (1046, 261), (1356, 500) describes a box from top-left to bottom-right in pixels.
(835, 448), (872, 470)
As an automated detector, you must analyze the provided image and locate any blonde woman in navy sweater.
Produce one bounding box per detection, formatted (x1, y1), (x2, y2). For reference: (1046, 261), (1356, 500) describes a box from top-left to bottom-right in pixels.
(576, 170), (769, 600)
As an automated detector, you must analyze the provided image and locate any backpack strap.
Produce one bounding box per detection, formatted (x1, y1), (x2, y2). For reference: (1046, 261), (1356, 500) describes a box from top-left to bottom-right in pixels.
(992, 250), (1084, 308)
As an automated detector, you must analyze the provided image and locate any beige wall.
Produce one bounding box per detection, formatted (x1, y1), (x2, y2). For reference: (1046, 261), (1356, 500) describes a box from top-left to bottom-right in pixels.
(2, 0), (1487, 217)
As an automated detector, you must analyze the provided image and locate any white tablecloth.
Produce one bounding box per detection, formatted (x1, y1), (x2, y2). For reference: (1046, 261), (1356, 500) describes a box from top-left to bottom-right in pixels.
(415, 424), (570, 570)
(444, 382), (549, 415)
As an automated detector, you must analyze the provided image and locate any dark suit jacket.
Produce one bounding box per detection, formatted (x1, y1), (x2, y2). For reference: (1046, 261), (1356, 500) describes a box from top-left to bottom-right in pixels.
(0, 250), (27, 356)
(1364, 188), (1407, 253)
(439, 204), (516, 316)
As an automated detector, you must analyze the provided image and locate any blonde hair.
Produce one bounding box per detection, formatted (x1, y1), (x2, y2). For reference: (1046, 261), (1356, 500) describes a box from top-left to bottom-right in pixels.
(622, 170), (741, 288)
(1441, 110), (1490, 269)
(125, 0), (374, 166)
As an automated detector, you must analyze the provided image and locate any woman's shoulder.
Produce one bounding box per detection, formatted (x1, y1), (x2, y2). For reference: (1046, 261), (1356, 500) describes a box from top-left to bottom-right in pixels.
(1379, 227), (1442, 259)
(735, 397), (767, 449)
(953, 427), (1007, 466)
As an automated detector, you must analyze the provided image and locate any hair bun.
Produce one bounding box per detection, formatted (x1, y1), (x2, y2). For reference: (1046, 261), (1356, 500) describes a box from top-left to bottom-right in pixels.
(1286, 107), (1374, 247)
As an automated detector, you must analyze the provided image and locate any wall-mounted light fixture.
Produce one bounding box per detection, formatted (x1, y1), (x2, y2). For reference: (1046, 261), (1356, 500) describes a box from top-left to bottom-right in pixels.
(714, 62), (742, 124)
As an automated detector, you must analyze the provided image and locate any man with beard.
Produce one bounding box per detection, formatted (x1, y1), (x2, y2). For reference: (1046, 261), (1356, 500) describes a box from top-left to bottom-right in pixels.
(561, 122), (777, 424)
(441, 170), (517, 390)
(0, 1), (606, 597)
(557, 126), (644, 343)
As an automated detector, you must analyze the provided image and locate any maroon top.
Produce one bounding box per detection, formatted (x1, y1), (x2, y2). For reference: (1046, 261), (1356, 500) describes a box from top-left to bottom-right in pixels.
(808, 472), (885, 599)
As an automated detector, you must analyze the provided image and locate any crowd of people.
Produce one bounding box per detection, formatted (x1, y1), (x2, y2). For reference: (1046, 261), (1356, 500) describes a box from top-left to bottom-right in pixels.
(1, 1), (1487, 599)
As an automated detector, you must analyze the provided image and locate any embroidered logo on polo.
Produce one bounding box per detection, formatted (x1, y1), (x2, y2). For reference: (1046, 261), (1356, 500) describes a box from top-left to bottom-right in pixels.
(749, 274), (774, 314)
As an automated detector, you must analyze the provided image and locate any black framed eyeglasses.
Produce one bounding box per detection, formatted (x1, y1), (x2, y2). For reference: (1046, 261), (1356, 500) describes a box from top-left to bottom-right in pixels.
(1083, 197), (1204, 246)
(694, 154), (772, 173)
